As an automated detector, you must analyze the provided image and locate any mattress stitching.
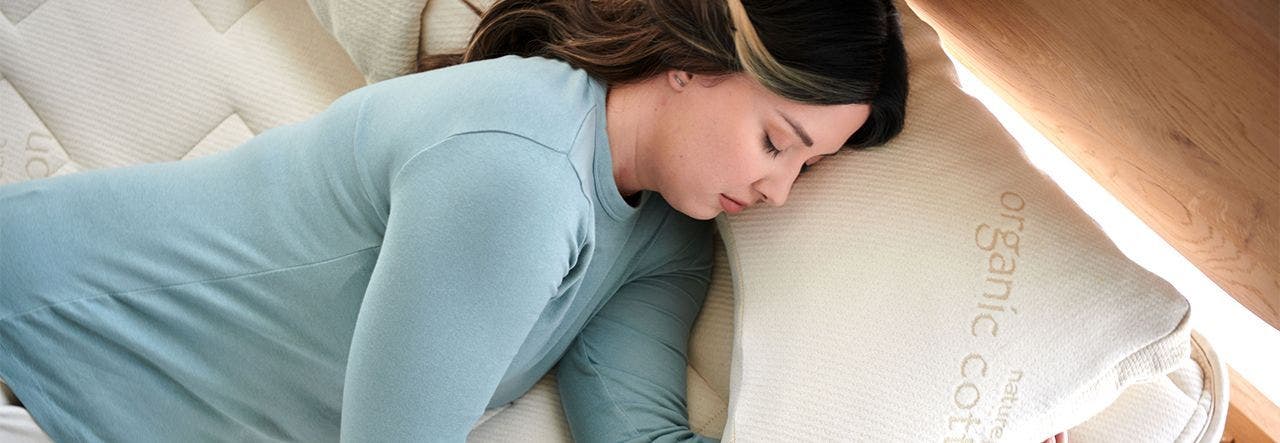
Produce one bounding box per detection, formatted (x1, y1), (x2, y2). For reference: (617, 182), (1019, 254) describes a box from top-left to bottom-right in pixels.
(688, 366), (728, 407)
(2, 78), (72, 167)
(687, 367), (728, 432)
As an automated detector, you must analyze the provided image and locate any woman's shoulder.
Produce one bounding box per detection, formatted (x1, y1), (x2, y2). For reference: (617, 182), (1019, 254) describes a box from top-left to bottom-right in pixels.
(358, 54), (605, 154)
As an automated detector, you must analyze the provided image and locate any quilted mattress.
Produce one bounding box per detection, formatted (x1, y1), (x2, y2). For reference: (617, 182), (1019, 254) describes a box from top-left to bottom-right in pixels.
(0, 0), (1227, 441)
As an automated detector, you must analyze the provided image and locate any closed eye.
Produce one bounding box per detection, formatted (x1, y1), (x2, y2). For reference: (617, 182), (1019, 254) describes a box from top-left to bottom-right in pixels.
(764, 130), (836, 174)
(762, 133), (781, 158)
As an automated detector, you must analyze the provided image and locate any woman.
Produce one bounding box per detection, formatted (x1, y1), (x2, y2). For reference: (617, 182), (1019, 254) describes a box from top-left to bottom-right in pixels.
(0, 0), (911, 441)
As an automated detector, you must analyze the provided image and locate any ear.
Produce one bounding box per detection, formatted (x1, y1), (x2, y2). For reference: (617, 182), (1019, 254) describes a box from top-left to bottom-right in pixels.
(667, 70), (692, 90)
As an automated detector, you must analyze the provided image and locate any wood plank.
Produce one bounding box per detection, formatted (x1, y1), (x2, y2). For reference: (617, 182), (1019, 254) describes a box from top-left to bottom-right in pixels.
(903, 0), (1280, 329)
(1223, 365), (1280, 442)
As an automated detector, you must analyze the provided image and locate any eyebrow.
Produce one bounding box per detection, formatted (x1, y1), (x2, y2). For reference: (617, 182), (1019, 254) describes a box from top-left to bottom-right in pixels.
(777, 110), (814, 148)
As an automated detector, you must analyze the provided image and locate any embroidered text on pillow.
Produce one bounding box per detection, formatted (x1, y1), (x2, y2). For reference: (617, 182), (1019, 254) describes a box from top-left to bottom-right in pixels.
(946, 190), (1029, 441)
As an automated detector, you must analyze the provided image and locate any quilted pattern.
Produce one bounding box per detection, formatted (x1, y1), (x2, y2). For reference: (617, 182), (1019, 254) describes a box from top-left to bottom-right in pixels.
(0, 0), (364, 182)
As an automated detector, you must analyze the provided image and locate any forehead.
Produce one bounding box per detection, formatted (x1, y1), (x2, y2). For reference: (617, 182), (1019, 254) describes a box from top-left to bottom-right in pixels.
(732, 72), (870, 112)
(722, 76), (871, 143)
(686, 73), (872, 146)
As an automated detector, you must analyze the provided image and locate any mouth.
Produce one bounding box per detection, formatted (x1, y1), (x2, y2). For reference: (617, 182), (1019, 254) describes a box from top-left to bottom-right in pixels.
(720, 194), (745, 214)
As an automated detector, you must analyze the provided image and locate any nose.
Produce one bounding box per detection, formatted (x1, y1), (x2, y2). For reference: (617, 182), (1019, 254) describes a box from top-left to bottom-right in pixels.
(751, 159), (807, 208)
(754, 175), (793, 208)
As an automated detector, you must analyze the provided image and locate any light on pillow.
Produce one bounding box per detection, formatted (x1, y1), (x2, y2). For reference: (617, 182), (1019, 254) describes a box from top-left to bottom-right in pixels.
(946, 54), (1280, 408)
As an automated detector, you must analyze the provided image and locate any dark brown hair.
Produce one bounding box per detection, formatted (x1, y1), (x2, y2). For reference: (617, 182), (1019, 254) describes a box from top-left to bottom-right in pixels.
(420, 0), (908, 150)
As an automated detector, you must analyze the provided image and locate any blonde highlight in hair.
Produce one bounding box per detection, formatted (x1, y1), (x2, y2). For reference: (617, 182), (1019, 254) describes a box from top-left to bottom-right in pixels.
(723, 0), (847, 103)
(422, 0), (908, 149)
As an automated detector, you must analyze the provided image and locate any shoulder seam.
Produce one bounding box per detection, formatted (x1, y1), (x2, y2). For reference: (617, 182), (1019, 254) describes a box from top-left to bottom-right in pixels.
(388, 130), (593, 245)
(562, 105), (600, 227)
(351, 92), (386, 229)
(388, 129), (571, 191)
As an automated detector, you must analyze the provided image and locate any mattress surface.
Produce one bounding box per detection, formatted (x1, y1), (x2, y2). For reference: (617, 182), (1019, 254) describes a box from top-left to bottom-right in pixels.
(0, 1), (1226, 441)
(1, 0), (366, 182)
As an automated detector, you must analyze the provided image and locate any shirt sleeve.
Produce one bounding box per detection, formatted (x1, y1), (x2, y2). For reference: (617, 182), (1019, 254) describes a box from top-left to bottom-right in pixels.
(339, 132), (588, 442)
(556, 221), (721, 443)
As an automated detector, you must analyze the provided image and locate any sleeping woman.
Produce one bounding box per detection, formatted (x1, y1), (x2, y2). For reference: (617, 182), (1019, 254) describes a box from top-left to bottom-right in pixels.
(0, 0), (916, 441)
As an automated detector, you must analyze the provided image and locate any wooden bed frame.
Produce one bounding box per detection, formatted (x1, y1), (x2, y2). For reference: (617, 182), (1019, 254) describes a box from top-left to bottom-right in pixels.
(903, 0), (1279, 439)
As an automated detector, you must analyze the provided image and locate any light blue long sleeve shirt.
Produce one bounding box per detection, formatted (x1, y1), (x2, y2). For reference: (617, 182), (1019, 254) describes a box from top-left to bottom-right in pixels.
(0, 54), (718, 442)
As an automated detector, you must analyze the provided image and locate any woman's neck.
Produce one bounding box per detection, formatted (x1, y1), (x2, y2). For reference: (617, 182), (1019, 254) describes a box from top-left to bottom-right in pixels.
(604, 77), (663, 202)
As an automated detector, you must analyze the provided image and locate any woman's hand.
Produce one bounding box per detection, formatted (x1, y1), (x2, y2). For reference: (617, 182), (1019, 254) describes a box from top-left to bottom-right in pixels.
(1042, 431), (1068, 443)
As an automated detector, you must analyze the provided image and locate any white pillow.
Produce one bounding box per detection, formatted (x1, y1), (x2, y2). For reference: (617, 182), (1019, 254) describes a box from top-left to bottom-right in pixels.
(710, 1), (1192, 441)
(306, 0), (430, 84)
(1067, 331), (1228, 442)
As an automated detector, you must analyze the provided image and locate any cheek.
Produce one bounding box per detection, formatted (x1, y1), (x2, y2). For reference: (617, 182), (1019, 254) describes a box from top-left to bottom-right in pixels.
(691, 141), (752, 193)
(659, 107), (756, 192)
(724, 133), (763, 178)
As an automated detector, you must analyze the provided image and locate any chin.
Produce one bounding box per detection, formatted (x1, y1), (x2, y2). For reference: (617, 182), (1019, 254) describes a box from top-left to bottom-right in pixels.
(663, 192), (719, 220)
(689, 202), (721, 221)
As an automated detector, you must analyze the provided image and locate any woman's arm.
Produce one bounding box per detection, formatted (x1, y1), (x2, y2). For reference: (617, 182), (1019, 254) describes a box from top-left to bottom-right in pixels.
(340, 132), (588, 442)
(556, 222), (720, 443)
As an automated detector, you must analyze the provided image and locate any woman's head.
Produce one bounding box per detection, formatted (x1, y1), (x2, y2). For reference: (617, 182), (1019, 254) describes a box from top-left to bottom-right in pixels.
(603, 70), (871, 220)
(424, 0), (908, 219)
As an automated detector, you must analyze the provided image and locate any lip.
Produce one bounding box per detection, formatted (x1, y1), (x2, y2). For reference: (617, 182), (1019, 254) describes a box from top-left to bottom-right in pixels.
(720, 194), (745, 214)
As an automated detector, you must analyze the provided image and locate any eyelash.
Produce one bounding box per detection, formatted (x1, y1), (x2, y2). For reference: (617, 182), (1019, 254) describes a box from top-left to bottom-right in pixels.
(762, 133), (781, 158)
(764, 133), (813, 174)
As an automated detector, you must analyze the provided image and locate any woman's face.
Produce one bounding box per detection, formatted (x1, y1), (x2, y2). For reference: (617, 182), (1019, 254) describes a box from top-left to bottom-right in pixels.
(649, 72), (872, 220)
